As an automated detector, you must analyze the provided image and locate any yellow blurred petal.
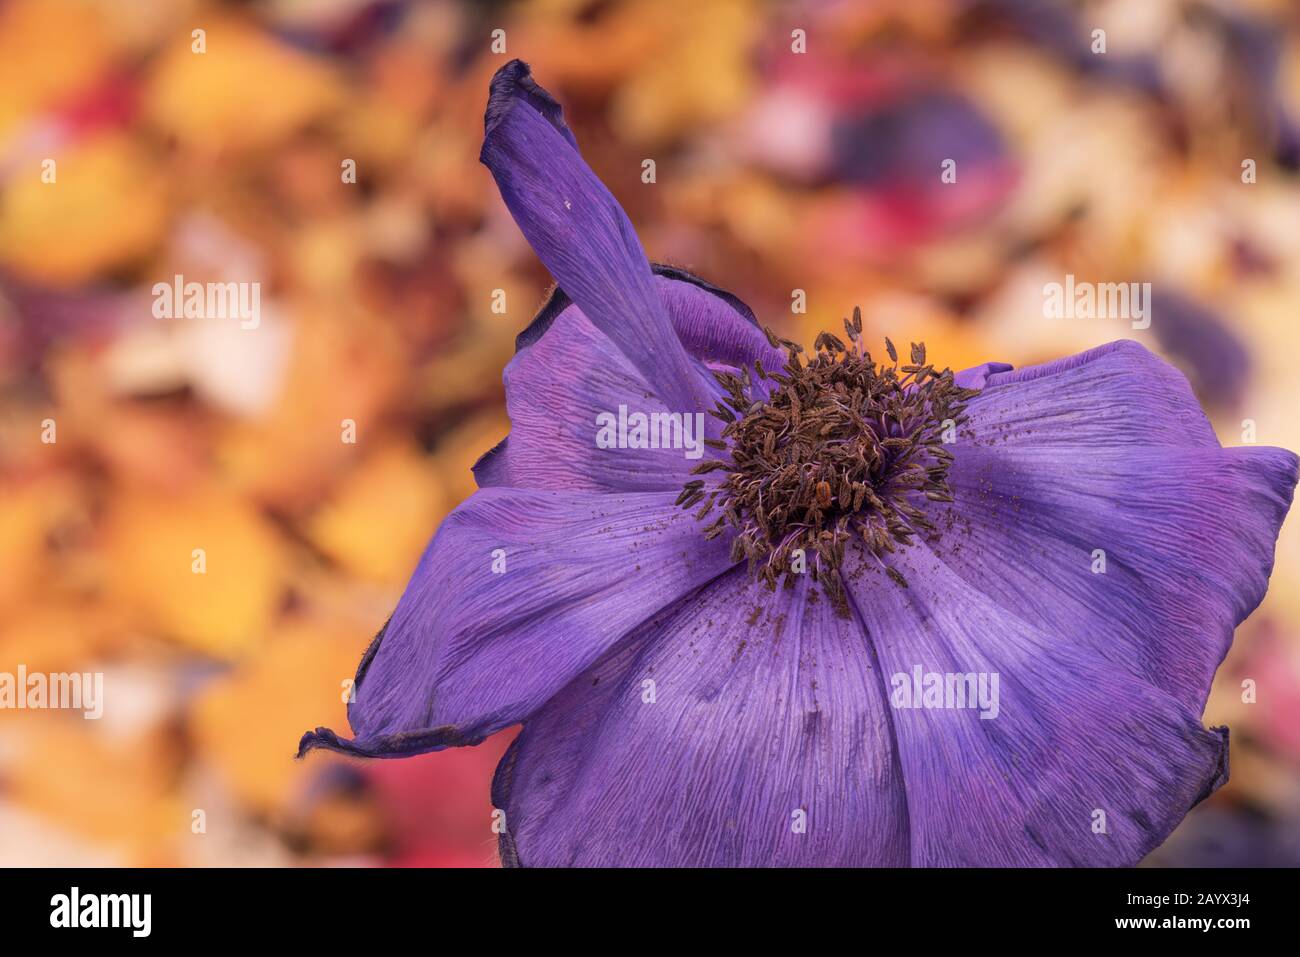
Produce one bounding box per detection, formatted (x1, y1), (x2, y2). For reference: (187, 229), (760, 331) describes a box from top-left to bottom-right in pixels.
(218, 309), (404, 507)
(611, 0), (756, 144)
(144, 16), (345, 153)
(190, 618), (362, 816)
(0, 133), (169, 285)
(307, 443), (447, 585)
(102, 487), (287, 657)
(0, 475), (81, 615)
(434, 410), (511, 505)
(795, 290), (992, 377)
(0, 598), (120, 675)
(3, 720), (183, 849)
(0, 0), (113, 136)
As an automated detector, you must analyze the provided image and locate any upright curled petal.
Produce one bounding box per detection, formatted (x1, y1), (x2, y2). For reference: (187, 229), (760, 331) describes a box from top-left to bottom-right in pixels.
(480, 60), (714, 415)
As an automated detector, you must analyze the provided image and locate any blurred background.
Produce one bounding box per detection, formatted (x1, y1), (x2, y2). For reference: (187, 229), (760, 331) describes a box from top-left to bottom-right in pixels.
(2, 0), (1300, 866)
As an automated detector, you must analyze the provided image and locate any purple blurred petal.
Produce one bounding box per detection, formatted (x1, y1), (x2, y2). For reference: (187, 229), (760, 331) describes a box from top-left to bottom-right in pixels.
(1148, 290), (1251, 411)
(966, 0), (1162, 92)
(0, 277), (131, 363)
(493, 571), (908, 866)
(480, 60), (713, 414)
(299, 488), (735, 759)
(830, 90), (1006, 188)
(1143, 804), (1300, 867)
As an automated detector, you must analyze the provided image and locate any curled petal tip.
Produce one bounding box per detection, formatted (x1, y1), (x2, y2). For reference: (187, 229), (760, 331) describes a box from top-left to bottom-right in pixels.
(477, 57), (713, 413)
(296, 727), (343, 759)
(953, 360), (1014, 390)
(483, 57), (577, 153)
(297, 723), (485, 760)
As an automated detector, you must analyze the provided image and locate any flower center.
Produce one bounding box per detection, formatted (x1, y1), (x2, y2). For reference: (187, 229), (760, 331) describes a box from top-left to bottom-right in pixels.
(679, 309), (976, 615)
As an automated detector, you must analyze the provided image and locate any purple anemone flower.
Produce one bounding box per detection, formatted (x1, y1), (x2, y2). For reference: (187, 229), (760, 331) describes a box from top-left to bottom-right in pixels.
(300, 60), (1299, 867)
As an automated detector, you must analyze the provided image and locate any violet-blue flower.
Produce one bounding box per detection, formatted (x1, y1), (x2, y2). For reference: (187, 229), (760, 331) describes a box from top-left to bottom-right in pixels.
(300, 60), (1299, 867)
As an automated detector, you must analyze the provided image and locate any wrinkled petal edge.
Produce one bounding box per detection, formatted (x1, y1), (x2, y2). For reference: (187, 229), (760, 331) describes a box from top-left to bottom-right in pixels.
(482, 58), (578, 156)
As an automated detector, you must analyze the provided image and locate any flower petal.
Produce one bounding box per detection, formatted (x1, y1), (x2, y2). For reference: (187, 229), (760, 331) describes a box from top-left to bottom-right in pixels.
(937, 443), (1296, 710)
(474, 267), (783, 492)
(843, 540), (1232, 866)
(969, 340), (1221, 449)
(650, 267), (782, 370)
(298, 487), (734, 759)
(475, 300), (694, 493)
(828, 339), (1296, 865)
(953, 360), (1013, 390)
(481, 60), (713, 413)
(943, 339), (1298, 708)
(511, 266), (774, 366)
(492, 570), (909, 867)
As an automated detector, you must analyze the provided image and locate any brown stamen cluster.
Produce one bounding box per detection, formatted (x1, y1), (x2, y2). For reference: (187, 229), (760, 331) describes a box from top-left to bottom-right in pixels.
(678, 308), (977, 615)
